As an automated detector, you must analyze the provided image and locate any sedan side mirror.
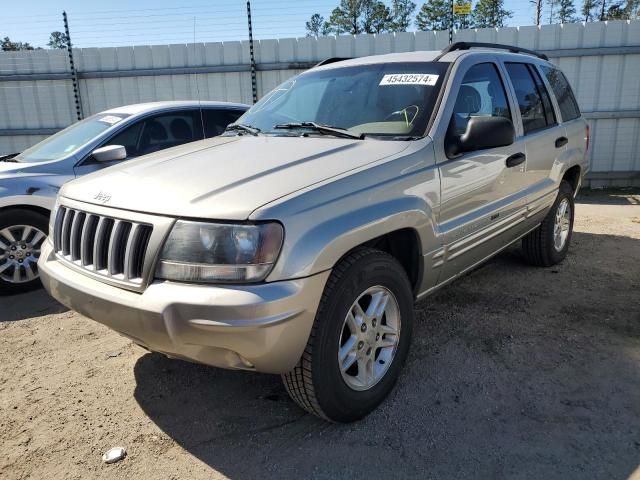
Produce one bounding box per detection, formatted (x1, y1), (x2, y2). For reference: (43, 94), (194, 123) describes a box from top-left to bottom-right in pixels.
(92, 145), (127, 162)
(446, 116), (515, 157)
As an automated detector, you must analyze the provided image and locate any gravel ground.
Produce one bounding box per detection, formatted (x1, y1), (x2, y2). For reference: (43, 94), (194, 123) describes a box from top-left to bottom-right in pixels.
(1, 191), (639, 480)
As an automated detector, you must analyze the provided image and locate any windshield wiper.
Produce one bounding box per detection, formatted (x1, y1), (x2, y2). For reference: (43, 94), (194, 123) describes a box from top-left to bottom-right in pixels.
(224, 123), (261, 136)
(0, 154), (19, 162)
(273, 122), (363, 140)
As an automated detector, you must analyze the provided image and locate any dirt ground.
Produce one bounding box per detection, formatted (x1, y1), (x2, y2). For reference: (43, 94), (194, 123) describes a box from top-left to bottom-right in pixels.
(1, 191), (639, 480)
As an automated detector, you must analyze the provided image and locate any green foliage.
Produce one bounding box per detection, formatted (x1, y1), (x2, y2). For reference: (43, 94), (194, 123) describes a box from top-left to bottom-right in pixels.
(1, 36), (35, 51)
(47, 31), (68, 49)
(556, 0), (578, 22)
(306, 14), (332, 36)
(581, 0), (597, 20)
(416, 0), (450, 30)
(390, 0), (417, 30)
(328, 0), (364, 34)
(472, 0), (512, 27)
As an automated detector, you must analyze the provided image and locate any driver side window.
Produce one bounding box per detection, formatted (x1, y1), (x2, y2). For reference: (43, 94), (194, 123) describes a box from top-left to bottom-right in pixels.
(450, 63), (511, 137)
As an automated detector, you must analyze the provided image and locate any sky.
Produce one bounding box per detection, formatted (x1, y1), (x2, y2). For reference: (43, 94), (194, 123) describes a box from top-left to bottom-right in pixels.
(2, 0), (549, 49)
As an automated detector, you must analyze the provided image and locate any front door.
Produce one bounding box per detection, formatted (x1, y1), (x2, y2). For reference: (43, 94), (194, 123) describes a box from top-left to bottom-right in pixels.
(435, 60), (530, 284)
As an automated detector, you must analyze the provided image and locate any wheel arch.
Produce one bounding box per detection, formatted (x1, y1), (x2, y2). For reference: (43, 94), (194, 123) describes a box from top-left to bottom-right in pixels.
(0, 204), (51, 219)
(562, 164), (582, 195)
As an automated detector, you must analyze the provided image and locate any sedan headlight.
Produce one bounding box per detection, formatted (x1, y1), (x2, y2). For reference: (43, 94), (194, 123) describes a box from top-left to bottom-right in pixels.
(156, 220), (284, 283)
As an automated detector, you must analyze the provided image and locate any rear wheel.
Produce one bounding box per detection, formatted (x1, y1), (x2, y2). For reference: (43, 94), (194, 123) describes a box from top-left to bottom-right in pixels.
(522, 180), (575, 267)
(282, 248), (414, 422)
(0, 209), (49, 294)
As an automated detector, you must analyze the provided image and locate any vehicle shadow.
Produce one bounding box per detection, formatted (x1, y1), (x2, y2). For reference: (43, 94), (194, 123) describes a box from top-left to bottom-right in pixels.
(577, 188), (640, 205)
(134, 231), (640, 479)
(0, 287), (68, 322)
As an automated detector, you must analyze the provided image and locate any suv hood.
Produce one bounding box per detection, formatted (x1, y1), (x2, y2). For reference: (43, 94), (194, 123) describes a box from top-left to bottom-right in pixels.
(61, 135), (410, 220)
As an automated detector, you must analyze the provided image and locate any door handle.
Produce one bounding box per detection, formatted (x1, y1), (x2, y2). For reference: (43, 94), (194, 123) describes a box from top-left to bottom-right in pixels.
(555, 136), (568, 148)
(506, 152), (526, 168)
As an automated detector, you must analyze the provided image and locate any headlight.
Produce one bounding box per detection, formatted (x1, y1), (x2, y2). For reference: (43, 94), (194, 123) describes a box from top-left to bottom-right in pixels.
(156, 220), (284, 283)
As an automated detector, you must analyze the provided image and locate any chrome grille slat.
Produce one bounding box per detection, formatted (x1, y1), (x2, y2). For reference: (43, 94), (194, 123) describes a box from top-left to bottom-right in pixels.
(123, 223), (140, 281)
(69, 212), (85, 261)
(107, 219), (121, 276)
(80, 215), (98, 266)
(60, 209), (75, 256)
(54, 207), (153, 287)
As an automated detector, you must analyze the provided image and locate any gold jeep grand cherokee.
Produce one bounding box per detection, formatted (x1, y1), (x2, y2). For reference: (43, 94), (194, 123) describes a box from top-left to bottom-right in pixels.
(40, 43), (589, 422)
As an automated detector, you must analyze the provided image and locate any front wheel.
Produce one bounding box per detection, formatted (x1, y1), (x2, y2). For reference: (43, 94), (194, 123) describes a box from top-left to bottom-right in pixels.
(282, 248), (414, 422)
(522, 180), (575, 267)
(0, 209), (49, 294)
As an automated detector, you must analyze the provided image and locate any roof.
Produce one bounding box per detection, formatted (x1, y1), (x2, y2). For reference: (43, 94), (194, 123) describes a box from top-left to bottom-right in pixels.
(103, 100), (249, 115)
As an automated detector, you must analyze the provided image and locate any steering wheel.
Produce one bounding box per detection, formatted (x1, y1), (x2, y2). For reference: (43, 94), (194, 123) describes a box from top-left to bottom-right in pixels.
(384, 105), (420, 126)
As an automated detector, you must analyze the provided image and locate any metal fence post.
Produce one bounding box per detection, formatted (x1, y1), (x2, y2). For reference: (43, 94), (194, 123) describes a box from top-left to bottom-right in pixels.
(246, 0), (258, 104)
(63, 11), (83, 121)
(449, 0), (454, 44)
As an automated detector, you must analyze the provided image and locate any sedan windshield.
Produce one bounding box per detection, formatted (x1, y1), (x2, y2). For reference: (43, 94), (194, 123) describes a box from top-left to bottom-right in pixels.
(16, 113), (130, 163)
(237, 62), (449, 138)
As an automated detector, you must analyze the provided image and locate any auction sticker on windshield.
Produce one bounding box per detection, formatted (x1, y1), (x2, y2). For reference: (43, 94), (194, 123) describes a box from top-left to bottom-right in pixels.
(379, 74), (439, 86)
(98, 115), (124, 125)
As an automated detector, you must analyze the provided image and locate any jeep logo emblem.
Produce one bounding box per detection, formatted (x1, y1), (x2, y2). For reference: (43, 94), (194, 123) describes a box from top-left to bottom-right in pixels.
(94, 191), (112, 204)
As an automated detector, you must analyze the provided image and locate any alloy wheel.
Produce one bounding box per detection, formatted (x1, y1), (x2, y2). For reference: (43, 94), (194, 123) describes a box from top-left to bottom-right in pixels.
(0, 225), (46, 284)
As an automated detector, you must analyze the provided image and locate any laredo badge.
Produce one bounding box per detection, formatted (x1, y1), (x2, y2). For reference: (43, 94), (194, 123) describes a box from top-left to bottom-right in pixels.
(379, 74), (439, 86)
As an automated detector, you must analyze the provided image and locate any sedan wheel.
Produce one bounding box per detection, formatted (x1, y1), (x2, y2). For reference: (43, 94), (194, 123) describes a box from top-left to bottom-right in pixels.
(0, 209), (50, 294)
(0, 225), (46, 284)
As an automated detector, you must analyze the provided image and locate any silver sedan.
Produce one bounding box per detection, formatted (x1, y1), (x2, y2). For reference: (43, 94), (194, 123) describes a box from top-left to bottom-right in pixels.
(0, 100), (248, 293)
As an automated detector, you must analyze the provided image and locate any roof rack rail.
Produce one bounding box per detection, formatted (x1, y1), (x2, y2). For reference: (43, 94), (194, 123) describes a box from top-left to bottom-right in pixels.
(314, 57), (351, 67)
(434, 42), (549, 61)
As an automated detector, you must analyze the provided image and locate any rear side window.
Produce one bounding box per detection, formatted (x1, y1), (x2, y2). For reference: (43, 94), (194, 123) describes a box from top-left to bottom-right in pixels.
(450, 62), (512, 136)
(203, 109), (244, 138)
(540, 65), (581, 122)
(505, 63), (557, 135)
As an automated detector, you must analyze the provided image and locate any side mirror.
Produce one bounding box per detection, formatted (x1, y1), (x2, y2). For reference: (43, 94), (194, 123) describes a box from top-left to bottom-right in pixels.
(92, 145), (127, 162)
(446, 116), (515, 157)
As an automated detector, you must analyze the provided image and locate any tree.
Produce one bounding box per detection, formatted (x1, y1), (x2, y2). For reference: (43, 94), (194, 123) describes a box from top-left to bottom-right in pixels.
(369, 1), (393, 33)
(328, 0), (364, 34)
(582, 0), (596, 19)
(306, 14), (332, 36)
(416, 0), (450, 30)
(597, 0), (640, 19)
(532, 0), (543, 24)
(390, 0), (417, 31)
(1, 37), (35, 51)
(472, 0), (513, 27)
(557, 0), (578, 21)
(47, 31), (67, 49)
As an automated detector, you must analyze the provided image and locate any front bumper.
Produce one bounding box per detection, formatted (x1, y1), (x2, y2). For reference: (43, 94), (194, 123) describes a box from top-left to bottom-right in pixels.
(39, 240), (329, 374)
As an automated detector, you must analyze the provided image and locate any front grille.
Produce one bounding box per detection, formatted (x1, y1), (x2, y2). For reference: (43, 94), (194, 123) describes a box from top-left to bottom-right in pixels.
(54, 206), (153, 284)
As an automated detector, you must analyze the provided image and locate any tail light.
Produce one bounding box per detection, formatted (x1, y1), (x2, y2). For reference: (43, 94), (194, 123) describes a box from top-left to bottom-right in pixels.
(585, 124), (590, 152)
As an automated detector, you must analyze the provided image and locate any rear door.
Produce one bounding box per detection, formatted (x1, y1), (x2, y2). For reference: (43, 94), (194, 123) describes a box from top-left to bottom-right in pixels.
(502, 62), (566, 209)
(539, 64), (589, 185)
(435, 58), (530, 283)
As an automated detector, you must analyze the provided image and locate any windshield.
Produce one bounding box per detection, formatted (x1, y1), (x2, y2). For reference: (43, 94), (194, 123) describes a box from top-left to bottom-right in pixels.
(237, 62), (449, 138)
(16, 113), (130, 163)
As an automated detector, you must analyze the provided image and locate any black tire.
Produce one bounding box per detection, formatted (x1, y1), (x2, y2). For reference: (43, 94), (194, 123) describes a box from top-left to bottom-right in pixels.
(0, 208), (49, 295)
(522, 180), (575, 267)
(282, 248), (414, 423)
